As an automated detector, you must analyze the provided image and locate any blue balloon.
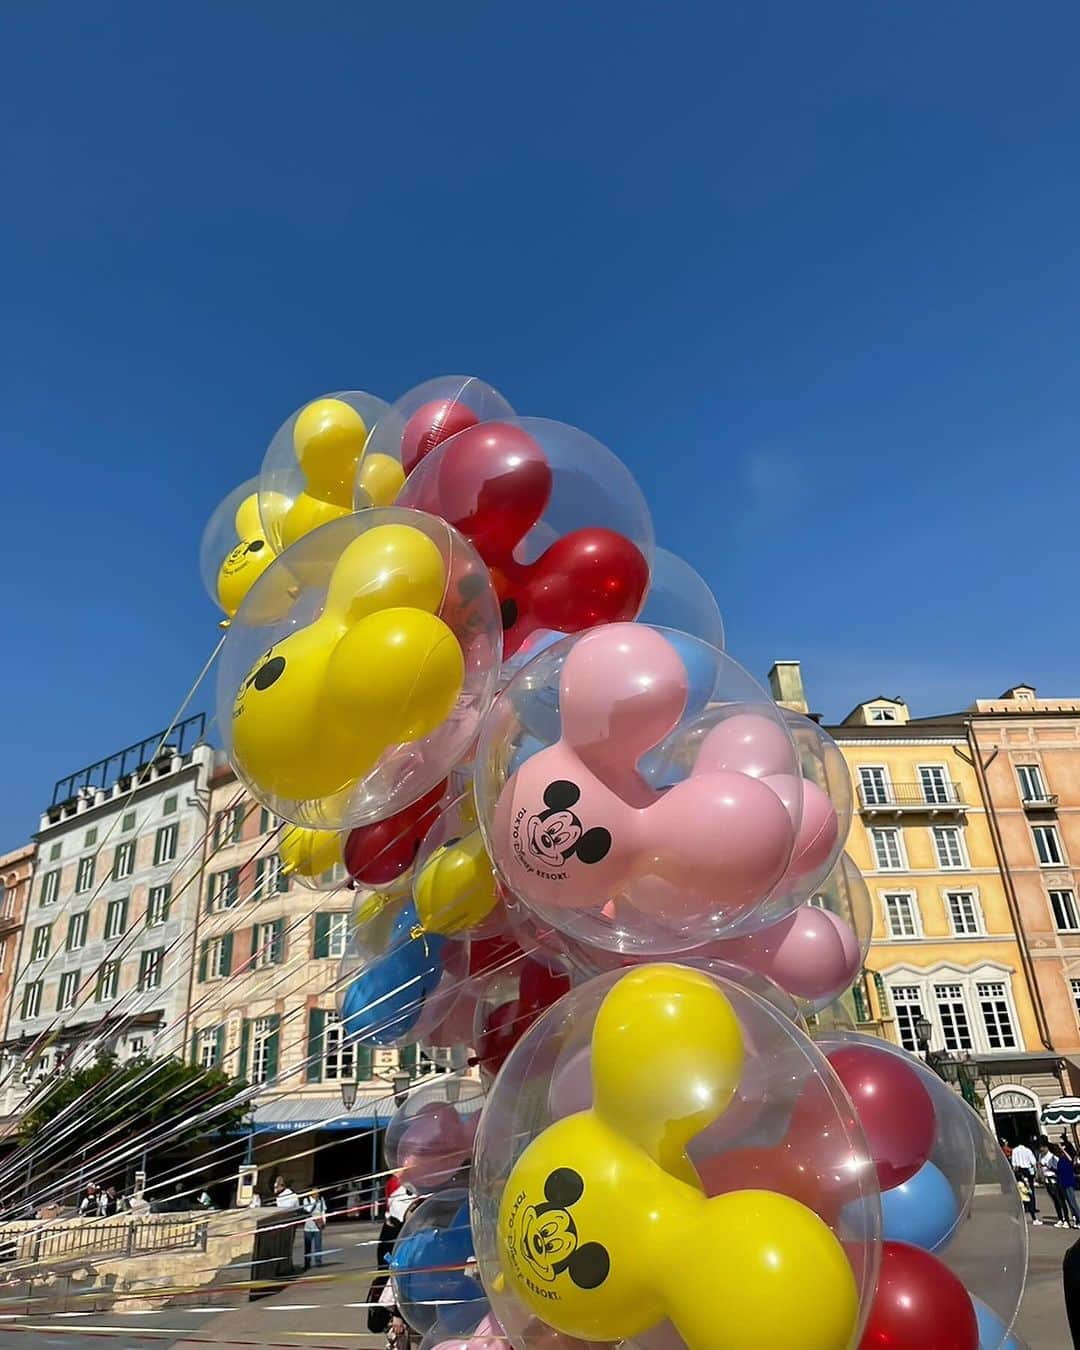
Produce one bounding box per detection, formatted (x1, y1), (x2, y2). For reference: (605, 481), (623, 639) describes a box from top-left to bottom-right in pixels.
(340, 901), (445, 1047)
(880, 1160), (959, 1252)
(391, 1195), (486, 1330)
(971, 1295), (1023, 1349)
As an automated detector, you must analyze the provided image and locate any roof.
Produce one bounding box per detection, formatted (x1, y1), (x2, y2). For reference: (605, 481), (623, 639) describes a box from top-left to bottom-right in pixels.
(248, 1093), (395, 1134)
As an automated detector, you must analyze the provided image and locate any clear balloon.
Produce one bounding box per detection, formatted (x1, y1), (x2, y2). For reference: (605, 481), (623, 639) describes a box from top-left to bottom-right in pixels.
(397, 417), (654, 658)
(218, 509), (502, 829)
(392, 1187), (489, 1333)
(385, 1074), (486, 1193)
(360, 375), (516, 490)
(413, 792), (501, 937)
(636, 546), (724, 650)
(345, 779), (451, 888)
(258, 390), (392, 554)
(474, 625), (803, 954)
(471, 965), (880, 1350)
(199, 477), (285, 619)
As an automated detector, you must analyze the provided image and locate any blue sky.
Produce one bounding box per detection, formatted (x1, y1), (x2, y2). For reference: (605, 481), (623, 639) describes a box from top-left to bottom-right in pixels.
(1, 3), (1079, 846)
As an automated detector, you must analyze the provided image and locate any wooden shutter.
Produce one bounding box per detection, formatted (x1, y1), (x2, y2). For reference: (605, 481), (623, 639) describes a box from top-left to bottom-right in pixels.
(222, 932), (234, 976)
(400, 1044), (418, 1076)
(313, 913), (330, 959)
(190, 1031), (199, 1065)
(214, 1025), (225, 1069)
(239, 1019), (251, 1081)
(198, 940), (208, 983)
(266, 1014), (281, 1081)
(354, 1043), (373, 1080)
(272, 917), (285, 964)
(307, 1008), (326, 1083)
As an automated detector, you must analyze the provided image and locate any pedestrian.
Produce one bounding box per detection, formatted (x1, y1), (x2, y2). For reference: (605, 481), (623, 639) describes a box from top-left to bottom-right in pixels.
(1066, 1236), (1080, 1348)
(78, 1183), (100, 1217)
(1043, 1144), (1071, 1227)
(273, 1176), (299, 1208)
(99, 1185), (121, 1218)
(1064, 1135), (1079, 1162)
(301, 1187), (327, 1270)
(1056, 1146), (1080, 1229)
(377, 1180), (417, 1268)
(999, 1138), (1013, 1163)
(1011, 1139), (1041, 1225)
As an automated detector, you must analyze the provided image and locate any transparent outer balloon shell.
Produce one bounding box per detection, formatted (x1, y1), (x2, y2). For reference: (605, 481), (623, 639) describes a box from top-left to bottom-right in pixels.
(384, 1073), (486, 1193)
(217, 508), (502, 830)
(258, 390), (391, 554)
(358, 376), (516, 506)
(397, 416), (654, 656)
(199, 477), (261, 609)
(815, 1030), (1026, 1345)
(412, 790), (502, 938)
(474, 628), (803, 955)
(636, 546), (725, 650)
(392, 1187), (488, 1334)
(471, 967), (880, 1350)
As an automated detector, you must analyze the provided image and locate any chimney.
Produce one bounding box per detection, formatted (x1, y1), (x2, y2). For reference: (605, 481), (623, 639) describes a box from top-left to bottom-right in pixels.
(768, 661), (808, 715)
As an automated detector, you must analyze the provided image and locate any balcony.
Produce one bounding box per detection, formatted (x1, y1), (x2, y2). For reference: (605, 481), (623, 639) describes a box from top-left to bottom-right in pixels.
(0, 909), (19, 937)
(1021, 792), (1059, 811)
(858, 782), (966, 815)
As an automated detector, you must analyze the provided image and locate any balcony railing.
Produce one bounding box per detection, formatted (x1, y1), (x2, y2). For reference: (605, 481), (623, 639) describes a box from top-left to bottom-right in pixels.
(858, 782), (966, 812)
(1022, 792), (1059, 809)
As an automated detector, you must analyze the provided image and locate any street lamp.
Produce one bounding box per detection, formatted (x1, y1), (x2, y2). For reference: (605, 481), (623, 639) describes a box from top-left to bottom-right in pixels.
(340, 1080), (358, 1112)
(393, 1074), (410, 1106)
(914, 1015), (933, 1052)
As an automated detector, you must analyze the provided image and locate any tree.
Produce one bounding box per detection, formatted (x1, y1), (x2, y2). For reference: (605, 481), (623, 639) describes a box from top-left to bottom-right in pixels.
(18, 1052), (250, 1189)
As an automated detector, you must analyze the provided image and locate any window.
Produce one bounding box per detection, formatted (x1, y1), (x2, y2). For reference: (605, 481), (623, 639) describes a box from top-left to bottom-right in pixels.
(250, 1016), (279, 1084)
(932, 826), (966, 869)
(1017, 764), (1048, 803)
(104, 897), (128, 940)
(919, 765), (951, 805)
(84, 827), (98, 847)
(48, 842), (61, 862)
(112, 840), (136, 880)
(40, 871), (60, 906)
(214, 804), (244, 847)
(870, 827), (904, 870)
(1050, 890), (1080, 933)
(30, 925), (51, 962)
(323, 1012), (355, 1080)
(1071, 979), (1080, 1023)
(252, 919), (284, 968)
(154, 823), (178, 865)
(1033, 825), (1064, 867)
(75, 856), (96, 893)
(57, 970), (79, 1012)
(147, 884), (171, 927)
(858, 766), (890, 805)
(201, 934), (233, 981)
(946, 891), (981, 936)
(259, 807), (276, 834)
(883, 892), (920, 939)
(138, 948), (164, 991)
(869, 706), (897, 722)
(121, 811), (136, 832)
(208, 867), (241, 911)
(977, 981), (1017, 1050)
(96, 960), (120, 1002)
(198, 1027), (220, 1070)
(255, 853), (288, 896)
(162, 794), (177, 816)
(314, 912), (350, 960)
(128, 1037), (144, 1057)
(0, 939), (6, 974)
(21, 981), (43, 1019)
(934, 983), (973, 1052)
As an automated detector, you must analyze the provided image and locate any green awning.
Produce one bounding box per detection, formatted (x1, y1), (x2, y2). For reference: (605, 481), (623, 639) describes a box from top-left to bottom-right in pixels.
(1042, 1097), (1080, 1125)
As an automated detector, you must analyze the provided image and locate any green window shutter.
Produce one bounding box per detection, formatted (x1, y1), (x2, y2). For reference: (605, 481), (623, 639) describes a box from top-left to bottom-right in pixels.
(400, 1044), (418, 1076)
(307, 1008), (326, 1083)
(222, 931), (234, 976)
(190, 1031), (199, 1065)
(272, 917), (285, 964)
(198, 940), (208, 984)
(215, 1025), (225, 1069)
(852, 982), (868, 1022)
(239, 1019), (251, 1080)
(355, 1044), (373, 1080)
(313, 913), (330, 960)
(266, 1013), (281, 1081)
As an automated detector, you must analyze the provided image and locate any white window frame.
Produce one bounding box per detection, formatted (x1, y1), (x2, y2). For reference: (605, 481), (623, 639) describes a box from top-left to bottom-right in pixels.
(1017, 763), (1047, 802)
(944, 889), (983, 937)
(327, 912), (349, 960)
(1070, 978), (1080, 1026)
(888, 983), (926, 1052)
(323, 1012), (355, 1081)
(251, 1017), (274, 1084)
(933, 981), (975, 1052)
(75, 856), (95, 894)
(147, 885), (170, 927)
(918, 764), (951, 805)
(97, 960), (120, 1002)
(883, 964), (1026, 1055)
(57, 970), (79, 1012)
(0, 938), (6, 974)
(207, 937), (229, 980)
(858, 765), (892, 806)
(22, 981), (43, 1019)
(255, 853), (286, 897)
(1033, 824), (1065, 867)
(113, 840), (136, 881)
(882, 890), (922, 940)
(138, 948), (164, 992)
(198, 1027), (219, 1070)
(41, 871), (60, 906)
(869, 706), (898, 723)
(253, 921), (283, 968)
(67, 911), (88, 951)
(104, 897), (127, 941)
(932, 825), (968, 870)
(1050, 889), (1080, 933)
(154, 823), (178, 866)
(210, 868), (241, 911)
(30, 925), (51, 962)
(869, 826), (906, 871)
(976, 980), (1019, 1051)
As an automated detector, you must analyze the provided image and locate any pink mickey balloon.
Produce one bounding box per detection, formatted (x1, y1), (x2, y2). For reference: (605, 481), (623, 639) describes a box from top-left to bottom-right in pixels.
(695, 710), (797, 779)
(709, 903), (862, 1006)
(762, 775), (838, 879)
(396, 1102), (472, 1191)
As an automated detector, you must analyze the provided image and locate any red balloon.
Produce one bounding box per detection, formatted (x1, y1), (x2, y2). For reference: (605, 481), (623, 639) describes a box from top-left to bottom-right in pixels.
(435, 421), (551, 558)
(342, 780), (448, 885)
(401, 399), (479, 476)
(859, 1243), (977, 1349)
(474, 957), (571, 1075)
(695, 1130), (864, 1228)
(515, 528), (650, 644)
(795, 1044), (936, 1191)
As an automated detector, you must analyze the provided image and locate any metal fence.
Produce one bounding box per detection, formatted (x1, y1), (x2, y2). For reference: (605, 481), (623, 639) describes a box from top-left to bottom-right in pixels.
(0, 1216), (208, 1267)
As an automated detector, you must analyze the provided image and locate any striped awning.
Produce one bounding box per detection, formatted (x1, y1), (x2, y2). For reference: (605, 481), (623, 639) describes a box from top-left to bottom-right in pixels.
(1042, 1097), (1080, 1125)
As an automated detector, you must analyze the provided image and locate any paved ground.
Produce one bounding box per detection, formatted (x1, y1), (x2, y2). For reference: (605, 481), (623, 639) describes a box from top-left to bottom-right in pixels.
(0, 1218), (1073, 1348)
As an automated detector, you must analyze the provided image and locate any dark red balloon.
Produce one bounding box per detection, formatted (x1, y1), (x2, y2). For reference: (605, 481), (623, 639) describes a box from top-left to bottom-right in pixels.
(342, 780), (448, 885)
(517, 528), (650, 645)
(794, 1044), (936, 1191)
(435, 421), (551, 558)
(695, 1136), (862, 1229)
(474, 956), (572, 1075)
(859, 1243), (977, 1350)
(401, 399), (479, 477)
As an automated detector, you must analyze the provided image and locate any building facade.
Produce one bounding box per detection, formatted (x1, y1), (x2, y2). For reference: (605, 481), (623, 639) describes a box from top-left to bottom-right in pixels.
(0, 717), (213, 1120)
(0, 844), (36, 1056)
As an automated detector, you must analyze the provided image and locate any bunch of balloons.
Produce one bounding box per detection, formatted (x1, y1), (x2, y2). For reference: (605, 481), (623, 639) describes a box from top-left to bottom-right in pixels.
(201, 374), (1027, 1350)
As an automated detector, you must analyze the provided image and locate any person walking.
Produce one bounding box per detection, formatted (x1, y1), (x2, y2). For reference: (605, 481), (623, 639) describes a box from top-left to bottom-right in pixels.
(302, 1188), (327, 1270)
(377, 1181), (417, 1268)
(273, 1176), (299, 1208)
(1043, 1143), (1071, 1227)
(1012, 1140), (1041, 1224)
(1055, 1146), (1080, 1229)
(99, 1185), (121, 1217)
(77, 1183), (100, 1217)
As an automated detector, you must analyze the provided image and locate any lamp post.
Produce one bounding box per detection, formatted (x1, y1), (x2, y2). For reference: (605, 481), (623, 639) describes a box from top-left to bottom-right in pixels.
(340, 1080), (358, 1112)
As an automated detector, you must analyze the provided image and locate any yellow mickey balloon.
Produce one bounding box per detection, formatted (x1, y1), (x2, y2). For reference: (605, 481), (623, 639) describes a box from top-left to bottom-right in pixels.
(231, 523), (464, 804)
(414, 828), (497, 936)
(358, 451), (406, 508)
(216, 493), (277, 618)
(497, 965), (859, 1350)
(280, 825), (342, 878)
(280, 398), (370, 550)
